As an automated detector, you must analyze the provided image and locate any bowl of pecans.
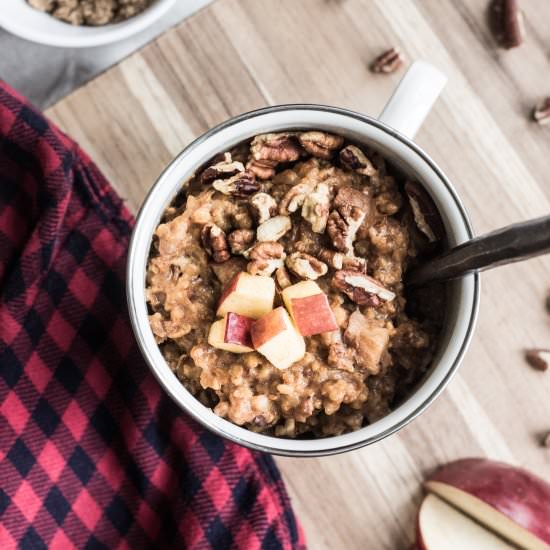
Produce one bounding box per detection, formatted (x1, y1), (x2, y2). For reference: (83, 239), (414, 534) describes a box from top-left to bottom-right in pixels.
(127, 62), (480, 456)
(0, 0), (176, 48)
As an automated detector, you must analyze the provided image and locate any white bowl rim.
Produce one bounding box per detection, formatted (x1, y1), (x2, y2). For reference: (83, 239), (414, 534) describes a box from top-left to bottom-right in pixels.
(0, 0), (176, 48)
(127, 104), (480, 457)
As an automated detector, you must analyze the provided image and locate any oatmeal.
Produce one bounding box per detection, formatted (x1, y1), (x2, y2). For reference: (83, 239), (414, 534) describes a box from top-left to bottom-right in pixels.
(146, 131), (446, 438)
(27, 0), (154, 26)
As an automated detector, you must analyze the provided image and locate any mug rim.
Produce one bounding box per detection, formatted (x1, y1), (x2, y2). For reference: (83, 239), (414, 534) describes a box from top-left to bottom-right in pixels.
(127, 104), (480, 457)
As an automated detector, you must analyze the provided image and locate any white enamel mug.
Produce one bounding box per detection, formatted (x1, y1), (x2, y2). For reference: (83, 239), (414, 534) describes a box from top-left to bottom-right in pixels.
(127, 62), (480, 457)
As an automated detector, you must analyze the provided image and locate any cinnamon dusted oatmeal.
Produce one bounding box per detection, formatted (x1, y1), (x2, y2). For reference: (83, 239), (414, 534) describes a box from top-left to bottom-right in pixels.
(146, 131), (446, 438)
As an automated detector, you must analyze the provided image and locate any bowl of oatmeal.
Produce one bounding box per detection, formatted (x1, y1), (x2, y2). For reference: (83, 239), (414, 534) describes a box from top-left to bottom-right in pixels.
(128, 66), (479, 456)
(0, 0), (175, 48)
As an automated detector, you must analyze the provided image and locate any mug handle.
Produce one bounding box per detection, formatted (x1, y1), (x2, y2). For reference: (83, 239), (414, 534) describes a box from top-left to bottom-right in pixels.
(378, 61), (448, 140)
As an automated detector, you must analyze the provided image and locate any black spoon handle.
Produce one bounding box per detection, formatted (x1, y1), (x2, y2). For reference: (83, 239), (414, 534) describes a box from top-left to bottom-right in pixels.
(407, 214), (550, 287)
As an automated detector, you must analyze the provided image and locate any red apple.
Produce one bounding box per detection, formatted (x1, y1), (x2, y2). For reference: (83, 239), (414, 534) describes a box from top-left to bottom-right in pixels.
(417, 494), (515, 549)
(282, 280), (338, 336)
(250, 307), (305, 369)
(425, 458), (550, 550)
(217, 271), (275, 319)
(208, 317), (253, 353)
(224, 312), (254, 348)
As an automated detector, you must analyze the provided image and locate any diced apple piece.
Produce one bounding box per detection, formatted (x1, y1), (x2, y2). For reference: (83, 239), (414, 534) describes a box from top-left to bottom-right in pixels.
(425, 458), (550, 550)
(217, 271), (275, 319)
(417, 494), (515, 550)
(250, 307), (306, 369)
(224, 312), (254, 348)
(208, 317), (254, 353)
(282, 280), (338, 336)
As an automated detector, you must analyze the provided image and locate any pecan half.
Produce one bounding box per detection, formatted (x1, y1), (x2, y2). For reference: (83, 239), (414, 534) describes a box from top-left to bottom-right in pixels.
(332, 270), (395, 306)
(327, 187), (370, 254)
(247, 241), (286, 276)
(285, 252), (328, 280)
(250, 132), (304, 163)
(298, 131), (344, 159)
(301, 182), (331, 233)
(200, 152), (245, 185)
(533, 98), (550, 125)
(201, 223), (230, 263)
(525, 349), (550, 372)
(489, 0), (524, 49)
(228, 228), (256, 255)
(370, 48), (405, 74)
(213, 171), (260, 197)
(339, 145), (376, 176)
(405, 181), (444, 243)
(249, 192), (277, 224)
(279, 182), (313, 215)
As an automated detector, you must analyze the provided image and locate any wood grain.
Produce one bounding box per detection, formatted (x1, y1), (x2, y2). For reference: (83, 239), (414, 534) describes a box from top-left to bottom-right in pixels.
(46, 1), (550, 548)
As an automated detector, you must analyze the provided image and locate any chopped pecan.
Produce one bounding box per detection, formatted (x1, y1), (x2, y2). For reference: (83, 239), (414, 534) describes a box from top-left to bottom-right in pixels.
(249, 192), (277, 224)
(201, 223), (230, 263)
(247, 242), (286, 276)
(339, 145), (376, 176)
(257, 215), (292, 242)
(301, 182), (331, 233)
(213, 171), (260, 197)
(405, 182), (444, 242)
(533, 98), (550, 125)
(319, 248), (367, 271)
(298, 131), (344, 159)
(279, 182), (313, 215)
(375, 190), (402, 215)
(200, 152), (245, 185)
(370, 48), (405, 74)
(275, 266), (293, 290)
(332, 270), (395, 306)
(327, 187), (369, 254)
(489, 0), (524, 49)
(247, 159), (277, 180)
(285, 252), (328, 280)
(525, 349), (550, 372)
(227, 229), (256, 255)
(327, 342), (355, 372)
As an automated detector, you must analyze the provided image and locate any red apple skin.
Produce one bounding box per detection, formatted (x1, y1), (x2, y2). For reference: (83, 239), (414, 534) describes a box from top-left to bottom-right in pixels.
(224, 312), (254, 348)
(427, 458), (550, 547)
(250, 307), (287, 349)
(290, 293), (338, 336)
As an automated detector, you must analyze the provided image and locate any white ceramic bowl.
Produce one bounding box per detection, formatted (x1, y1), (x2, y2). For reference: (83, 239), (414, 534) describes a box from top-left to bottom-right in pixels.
(0, 0), (176, 48)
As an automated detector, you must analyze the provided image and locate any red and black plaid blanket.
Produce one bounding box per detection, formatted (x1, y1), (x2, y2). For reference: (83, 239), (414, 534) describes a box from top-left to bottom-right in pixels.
(0, 81), (305, 550)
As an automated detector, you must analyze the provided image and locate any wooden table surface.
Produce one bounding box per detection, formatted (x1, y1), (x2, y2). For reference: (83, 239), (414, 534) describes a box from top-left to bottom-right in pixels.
(46, 1), (550, 548)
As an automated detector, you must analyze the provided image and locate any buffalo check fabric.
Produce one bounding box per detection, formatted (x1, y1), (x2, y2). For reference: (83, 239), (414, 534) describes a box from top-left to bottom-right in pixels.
(0, 81), (305, 550)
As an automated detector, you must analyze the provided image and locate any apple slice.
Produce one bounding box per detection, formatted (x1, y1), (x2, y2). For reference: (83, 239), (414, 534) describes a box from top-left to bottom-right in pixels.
(250, 307), (305, 369)
(281, 281), (338, 336)
(216, 271), (275, 319)
(417, 494), (515, 550)
(208, 316), (254, 353)
(425, 459), (550, 550)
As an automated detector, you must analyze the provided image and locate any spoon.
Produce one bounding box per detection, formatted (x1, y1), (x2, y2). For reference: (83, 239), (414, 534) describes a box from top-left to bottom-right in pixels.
(406, 214), (550, 287)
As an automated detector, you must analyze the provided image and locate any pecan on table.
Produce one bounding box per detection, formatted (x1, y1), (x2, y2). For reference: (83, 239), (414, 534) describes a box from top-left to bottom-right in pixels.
(212, 171), (260, 197)
(257, 215), (292, 242)
(298, 131), (344, 159)
(525, 349), (550, 372)
(488, 0), (524, 49)
(201, 223), (230, 263)
(533, 98), (550, 125)
(301, 182), (331, 233)
(339, 145), (377, 176)
(370, 48), (405, 74)
(285, 252), (328, 280)
(332, 270), (395, 306)
(247, 241), (286, 276)
(200, 152), (245, 185)
(249, 192), (278, 224)
(326, 187), (370, 254)
(227, 228), (256, 255)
